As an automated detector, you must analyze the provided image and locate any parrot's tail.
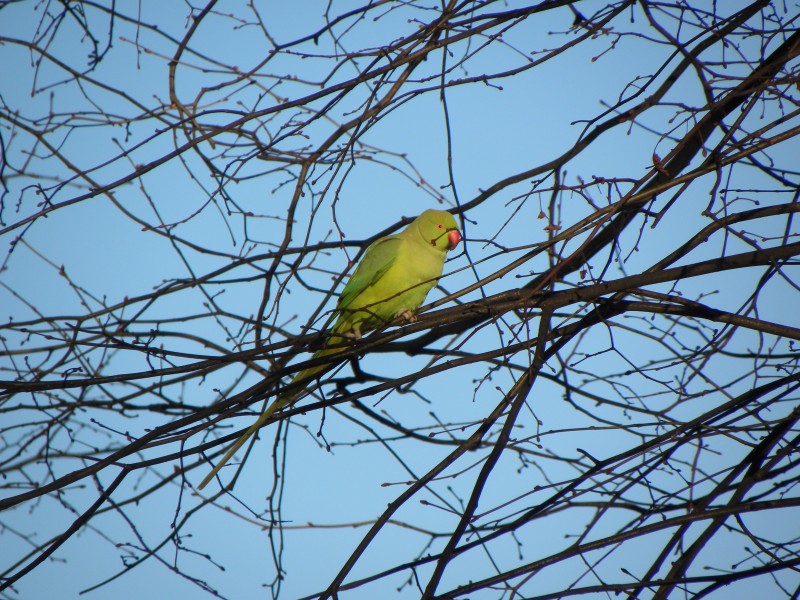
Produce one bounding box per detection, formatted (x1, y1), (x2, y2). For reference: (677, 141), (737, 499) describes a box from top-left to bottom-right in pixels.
(280, 343), (344, 401)
(197, 394), (289, 490)
(197, 343), (346, 490)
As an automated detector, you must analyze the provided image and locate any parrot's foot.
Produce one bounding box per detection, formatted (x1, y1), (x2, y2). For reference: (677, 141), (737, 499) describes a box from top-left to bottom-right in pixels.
(342, 326), (362, 340)
(395, 308), (417, 323)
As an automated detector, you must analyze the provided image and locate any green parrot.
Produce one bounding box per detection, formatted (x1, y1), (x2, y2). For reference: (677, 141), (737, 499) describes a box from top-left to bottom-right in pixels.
(198, 209), (461, 489)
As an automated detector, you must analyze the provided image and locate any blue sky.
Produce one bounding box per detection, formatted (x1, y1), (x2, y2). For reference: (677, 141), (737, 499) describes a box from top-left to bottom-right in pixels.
(2, 1), (798, 599)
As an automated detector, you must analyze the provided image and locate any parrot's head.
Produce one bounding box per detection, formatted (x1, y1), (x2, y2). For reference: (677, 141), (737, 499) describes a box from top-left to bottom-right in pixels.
(415, 209), (461, 252)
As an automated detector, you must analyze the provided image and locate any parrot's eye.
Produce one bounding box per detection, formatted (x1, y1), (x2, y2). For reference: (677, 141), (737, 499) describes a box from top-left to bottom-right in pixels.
(437, 224), (444, 229)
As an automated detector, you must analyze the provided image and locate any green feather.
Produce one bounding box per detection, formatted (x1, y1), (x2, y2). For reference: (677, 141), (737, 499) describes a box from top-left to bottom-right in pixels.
(198, 209), (460, 489)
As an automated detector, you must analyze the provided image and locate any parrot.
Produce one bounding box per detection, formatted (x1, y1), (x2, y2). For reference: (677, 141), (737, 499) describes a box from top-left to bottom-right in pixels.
(198, 209), (461, 489)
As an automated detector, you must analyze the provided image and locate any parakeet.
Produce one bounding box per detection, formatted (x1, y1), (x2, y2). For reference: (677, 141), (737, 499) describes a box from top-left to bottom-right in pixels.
(198, 209), (461, 489)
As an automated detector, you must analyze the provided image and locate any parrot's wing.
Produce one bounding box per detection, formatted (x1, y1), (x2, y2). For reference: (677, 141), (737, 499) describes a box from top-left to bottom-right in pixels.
(337, 235), (402, 311)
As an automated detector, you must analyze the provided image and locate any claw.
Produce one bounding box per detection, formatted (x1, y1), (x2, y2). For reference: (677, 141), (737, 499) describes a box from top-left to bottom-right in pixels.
(395, 308), (417, 323)
(342, 324), (362, 340)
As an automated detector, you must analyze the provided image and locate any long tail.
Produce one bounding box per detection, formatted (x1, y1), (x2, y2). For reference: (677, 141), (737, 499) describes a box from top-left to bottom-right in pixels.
(197, 344), (345, 490)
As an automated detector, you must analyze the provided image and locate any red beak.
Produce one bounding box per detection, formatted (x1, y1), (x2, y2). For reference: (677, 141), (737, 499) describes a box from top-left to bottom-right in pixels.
(447, 229), (461, 250)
